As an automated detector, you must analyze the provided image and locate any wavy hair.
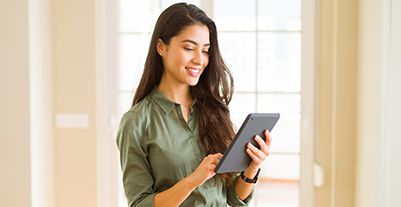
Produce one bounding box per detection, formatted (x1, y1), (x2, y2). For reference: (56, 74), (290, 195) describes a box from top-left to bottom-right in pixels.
(132, 3), (236, 183)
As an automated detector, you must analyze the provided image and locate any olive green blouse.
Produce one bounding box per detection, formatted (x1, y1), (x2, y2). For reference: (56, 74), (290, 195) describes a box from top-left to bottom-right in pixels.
(116, 88), (252, 207)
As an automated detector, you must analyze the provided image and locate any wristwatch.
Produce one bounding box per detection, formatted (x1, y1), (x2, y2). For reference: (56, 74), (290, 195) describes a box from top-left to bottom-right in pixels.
(240, 168), (261, 184)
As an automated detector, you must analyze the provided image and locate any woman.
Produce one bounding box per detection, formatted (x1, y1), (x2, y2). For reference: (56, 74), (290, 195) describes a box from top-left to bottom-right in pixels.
(117, 3), (272, 207)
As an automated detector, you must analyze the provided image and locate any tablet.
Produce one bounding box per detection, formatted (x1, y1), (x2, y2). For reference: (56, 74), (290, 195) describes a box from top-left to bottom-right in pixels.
(215, 113), (280, 174)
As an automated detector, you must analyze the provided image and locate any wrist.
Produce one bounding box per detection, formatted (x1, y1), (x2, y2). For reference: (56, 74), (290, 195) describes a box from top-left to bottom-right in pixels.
(244, 165), (259, 178)
(240, 168), (261, 184)
(184, 174), (200, 189)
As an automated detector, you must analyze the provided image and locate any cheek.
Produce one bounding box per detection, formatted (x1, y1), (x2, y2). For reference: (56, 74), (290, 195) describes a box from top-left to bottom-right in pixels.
(164, 54), (182, 69)
(171, 51), (191, 65)
(204, 56), (209, 67)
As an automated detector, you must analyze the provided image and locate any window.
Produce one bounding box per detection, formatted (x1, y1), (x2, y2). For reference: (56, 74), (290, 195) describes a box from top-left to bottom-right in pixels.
(114, 0), (306, 206)
(212, 1), (301, 206)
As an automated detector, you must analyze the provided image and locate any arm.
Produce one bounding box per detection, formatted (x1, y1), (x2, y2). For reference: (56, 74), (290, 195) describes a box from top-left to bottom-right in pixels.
(235, 130), (272, 200)
(154, 153), (223, 207)
(153, 176), (197, 207)
(235, 165), (259, 200)
(117, 112), (156, 207)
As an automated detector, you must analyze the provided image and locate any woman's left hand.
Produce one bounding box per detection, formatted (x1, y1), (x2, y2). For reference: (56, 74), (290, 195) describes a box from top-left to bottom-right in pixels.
(245, 129), (272, 170)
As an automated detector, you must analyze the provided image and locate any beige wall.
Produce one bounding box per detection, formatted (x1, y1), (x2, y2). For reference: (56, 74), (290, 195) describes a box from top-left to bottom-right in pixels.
(0, 0), (32, 206)
(1, 0), (97, 206)
(1, 0), (55, 206)
(52, 0), (97, 206)
(356, 0), (401, 207)
(316, 0), (401, 206)
(315, 0), (358, 206)
(356, 0), (382, 206)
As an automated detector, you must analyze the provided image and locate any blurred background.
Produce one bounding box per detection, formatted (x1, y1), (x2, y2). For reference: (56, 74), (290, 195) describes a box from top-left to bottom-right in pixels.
(1, 0), (400, 207)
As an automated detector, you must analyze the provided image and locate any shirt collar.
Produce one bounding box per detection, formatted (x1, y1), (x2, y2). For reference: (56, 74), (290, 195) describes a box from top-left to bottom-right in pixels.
(150, 87), (197, 115)
(150, 87), (176, 114)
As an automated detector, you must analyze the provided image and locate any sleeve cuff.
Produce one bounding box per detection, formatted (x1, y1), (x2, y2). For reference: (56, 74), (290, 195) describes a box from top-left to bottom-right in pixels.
(128, 193), (155, 207)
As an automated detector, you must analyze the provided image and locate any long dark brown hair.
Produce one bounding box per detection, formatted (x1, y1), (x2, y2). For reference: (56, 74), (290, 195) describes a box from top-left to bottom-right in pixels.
(132, 3), (236, 181)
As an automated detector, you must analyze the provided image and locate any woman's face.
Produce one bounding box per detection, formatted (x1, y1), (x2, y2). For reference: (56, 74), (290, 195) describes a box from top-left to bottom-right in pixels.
(158, 24), (210, 87)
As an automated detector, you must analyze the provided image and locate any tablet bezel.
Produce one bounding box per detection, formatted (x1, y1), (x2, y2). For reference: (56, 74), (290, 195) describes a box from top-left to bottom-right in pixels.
(215, 113), (280, 174)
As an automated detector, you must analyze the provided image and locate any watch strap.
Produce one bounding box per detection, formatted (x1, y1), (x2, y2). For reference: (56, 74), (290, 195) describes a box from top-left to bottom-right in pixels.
(240, 168), (261, 184)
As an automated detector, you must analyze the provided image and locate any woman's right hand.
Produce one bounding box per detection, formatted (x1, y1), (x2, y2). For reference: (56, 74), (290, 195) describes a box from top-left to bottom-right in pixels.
(189, 153), (223, 187)
(154, 153), (223, 206)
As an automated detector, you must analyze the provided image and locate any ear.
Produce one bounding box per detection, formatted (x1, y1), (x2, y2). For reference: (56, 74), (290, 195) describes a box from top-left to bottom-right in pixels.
(156, 39), (167, 57)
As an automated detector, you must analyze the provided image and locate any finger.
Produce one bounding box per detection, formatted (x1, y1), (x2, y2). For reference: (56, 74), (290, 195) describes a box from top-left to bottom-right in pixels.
(211, 153), (223, 162)
(206, 153), (223, 164)
(206, 153), (220, 160)
(246, 148), (262, 163)
(214, 153), (223, 159)
(264, 129), (272, 145)
(208, 153), (223, 159)
(211, 158), (220, 165)
(255, 135), (268, 155)
(247, 143), (266, 160)
(209, 163), (217, 170)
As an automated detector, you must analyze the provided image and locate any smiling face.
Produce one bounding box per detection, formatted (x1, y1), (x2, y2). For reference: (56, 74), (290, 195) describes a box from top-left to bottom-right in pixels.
(157, 24), (210, 87)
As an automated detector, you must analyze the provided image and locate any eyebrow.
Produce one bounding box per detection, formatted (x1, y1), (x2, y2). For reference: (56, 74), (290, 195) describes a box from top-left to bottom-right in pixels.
(182, 39), (210, 47)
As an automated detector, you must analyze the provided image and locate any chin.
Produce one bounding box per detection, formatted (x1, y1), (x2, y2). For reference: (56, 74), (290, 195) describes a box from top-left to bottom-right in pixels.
(188, 82), (199, 86)
(188, 79), (200, 86)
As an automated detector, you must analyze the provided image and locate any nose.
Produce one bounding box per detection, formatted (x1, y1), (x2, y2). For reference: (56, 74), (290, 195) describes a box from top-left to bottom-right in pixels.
(192, 50), (206, 66)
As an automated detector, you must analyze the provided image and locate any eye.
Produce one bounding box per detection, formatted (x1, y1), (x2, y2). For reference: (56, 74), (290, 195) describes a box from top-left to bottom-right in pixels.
(202, 50), (209, 55)
(184, 47), (194, 51)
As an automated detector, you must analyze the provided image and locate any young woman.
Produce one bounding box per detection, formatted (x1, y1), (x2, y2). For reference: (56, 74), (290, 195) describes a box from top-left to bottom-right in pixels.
(117, 3), (272, 207)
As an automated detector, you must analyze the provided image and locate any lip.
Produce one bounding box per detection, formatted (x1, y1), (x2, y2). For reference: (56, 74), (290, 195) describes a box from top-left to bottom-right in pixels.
(185, 67), (202, 77)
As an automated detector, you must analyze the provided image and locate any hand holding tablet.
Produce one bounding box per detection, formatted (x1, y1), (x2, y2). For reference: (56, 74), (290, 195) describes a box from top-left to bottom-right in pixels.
(215, 113), (280, 174)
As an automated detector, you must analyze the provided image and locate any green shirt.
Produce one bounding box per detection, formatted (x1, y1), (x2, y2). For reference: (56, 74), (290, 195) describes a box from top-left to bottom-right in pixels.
(117, 88), (252, 207)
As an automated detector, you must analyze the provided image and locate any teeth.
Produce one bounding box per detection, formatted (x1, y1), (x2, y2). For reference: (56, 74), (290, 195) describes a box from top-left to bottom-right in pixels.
(188, 68), (200, 76)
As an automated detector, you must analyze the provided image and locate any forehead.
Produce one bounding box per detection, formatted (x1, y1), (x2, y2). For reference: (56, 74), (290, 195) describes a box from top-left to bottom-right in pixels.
(171, 24), (210, 45)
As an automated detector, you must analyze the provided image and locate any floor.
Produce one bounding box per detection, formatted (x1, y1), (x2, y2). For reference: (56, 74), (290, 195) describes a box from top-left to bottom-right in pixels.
(250, 180), (299, 207)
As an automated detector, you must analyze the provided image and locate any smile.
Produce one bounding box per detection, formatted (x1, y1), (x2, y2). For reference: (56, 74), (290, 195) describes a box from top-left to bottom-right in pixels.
(186, 67), (202, 77)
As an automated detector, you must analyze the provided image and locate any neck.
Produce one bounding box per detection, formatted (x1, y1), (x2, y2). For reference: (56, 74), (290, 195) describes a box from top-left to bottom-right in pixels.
(158, 76), (192, 106)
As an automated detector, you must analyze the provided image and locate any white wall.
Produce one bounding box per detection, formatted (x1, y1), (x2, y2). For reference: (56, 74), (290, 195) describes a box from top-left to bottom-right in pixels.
(0, 0), (32, 206)
(29, 0), (55, 206)
(381, 0), (401, 206)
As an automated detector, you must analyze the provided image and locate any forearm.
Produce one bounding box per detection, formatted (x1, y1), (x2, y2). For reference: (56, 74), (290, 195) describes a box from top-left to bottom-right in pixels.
(154, 153), (222, 206)
(153, 175), (198, 207)
(235, 166), (259, 200)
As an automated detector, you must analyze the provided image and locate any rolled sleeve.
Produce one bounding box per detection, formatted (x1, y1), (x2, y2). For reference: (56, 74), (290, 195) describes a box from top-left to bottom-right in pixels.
(227, 175), (254, 207)
(117, 111), (155, 207)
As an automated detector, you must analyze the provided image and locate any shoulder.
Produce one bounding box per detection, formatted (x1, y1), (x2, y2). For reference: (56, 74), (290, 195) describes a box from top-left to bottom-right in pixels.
(116, 98), (154, 149)
(119, 97), (153, 133)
